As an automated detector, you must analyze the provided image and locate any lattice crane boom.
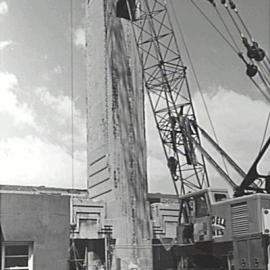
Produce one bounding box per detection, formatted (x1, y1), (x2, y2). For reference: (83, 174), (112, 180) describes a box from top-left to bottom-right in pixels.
(119, 0), (270, 198)
(124, 0), (209, 195)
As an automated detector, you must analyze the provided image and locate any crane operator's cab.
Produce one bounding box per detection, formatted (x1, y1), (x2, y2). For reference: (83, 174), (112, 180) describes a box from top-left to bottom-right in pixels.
(177, 188), (229, 244)
(176, 188), (270, 270)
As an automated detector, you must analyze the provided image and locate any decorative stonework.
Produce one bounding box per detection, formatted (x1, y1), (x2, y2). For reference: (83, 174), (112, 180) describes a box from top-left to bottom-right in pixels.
(71, 196), (107, 239)
(151, 203), (179, 239)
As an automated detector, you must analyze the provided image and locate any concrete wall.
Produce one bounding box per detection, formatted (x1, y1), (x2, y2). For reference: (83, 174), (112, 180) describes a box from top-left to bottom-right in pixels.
(0, 193), (70, 270)
(86, 0), (152, 269)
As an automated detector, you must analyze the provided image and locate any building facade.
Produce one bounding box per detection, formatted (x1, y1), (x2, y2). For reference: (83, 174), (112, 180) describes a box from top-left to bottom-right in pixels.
(0, 185), (179, 270)
(0, 191), (70, 270)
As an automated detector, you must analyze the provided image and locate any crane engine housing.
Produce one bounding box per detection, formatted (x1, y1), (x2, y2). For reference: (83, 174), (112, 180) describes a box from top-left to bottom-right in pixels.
(175, 188), (270, 270)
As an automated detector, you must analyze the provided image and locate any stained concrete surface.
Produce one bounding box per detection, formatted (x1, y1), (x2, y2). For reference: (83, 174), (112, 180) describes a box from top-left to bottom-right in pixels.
(0, 193), (70, 270)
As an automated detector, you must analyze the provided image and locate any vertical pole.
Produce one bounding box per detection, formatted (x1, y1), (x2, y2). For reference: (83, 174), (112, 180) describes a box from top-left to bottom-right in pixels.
(72, 239), (79, 270)
(84, 246), (88, 269)
(1, 244), (5, 270)
(87, 250), (96, 270)
(105, 236), (108, 270)
(267, 245), (270, 270)
(227, 255), (232, 270)
(116, 258), (121, 270)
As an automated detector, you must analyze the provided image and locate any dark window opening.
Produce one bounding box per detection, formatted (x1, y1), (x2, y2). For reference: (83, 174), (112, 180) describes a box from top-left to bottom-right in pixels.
(5, 257), (28, 268)
(69, 239), (106, 270)
(116, 0), (136, 21)
(5, 245), (28, 256)
(2, 243), (31, 270)
(195, 195), (209, 218)
(214, 193), (227, 202)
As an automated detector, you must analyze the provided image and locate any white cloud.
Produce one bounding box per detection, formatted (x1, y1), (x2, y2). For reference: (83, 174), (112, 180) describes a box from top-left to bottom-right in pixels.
(0, 136), (86, 188)
(37, 87), (73, 118)
(0, 72), (37, 128)
(193, 87), (269, 172)
(1, 72), (267, 192)
(0, 1), (8, 15)
(35, 87), (86, 148)
(74, 28), (86, 48)
(0, 73), (87, 188)
(0, 40), (13, 50)
(53, 65), (63, 74)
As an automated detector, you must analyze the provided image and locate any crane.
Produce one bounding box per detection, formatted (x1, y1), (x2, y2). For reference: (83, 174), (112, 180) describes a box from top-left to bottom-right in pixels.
(120, 0), (270, 196)
(121, 0), (210, 197)
(117, 0), (270, 269)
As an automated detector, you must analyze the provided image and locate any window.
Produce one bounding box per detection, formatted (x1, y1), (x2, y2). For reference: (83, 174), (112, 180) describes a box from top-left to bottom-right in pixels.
(214, 193), (228, 202)
(1, 242), (33, 270)
(194, 194), (209, 218)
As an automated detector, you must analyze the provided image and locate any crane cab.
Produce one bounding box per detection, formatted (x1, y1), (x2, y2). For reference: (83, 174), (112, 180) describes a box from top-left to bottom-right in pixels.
(177, 188), (270, 243)
(176, 189), (270, 270)
(177, 188), (230, 244)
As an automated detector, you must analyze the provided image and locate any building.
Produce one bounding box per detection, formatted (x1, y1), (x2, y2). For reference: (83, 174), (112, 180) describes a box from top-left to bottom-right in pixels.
(0, 187), (70, 270)
(0, 185), (179, 270)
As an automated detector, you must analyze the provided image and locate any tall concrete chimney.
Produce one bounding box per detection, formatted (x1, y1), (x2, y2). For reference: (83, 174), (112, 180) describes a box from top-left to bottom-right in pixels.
(86, 0), (152, 269)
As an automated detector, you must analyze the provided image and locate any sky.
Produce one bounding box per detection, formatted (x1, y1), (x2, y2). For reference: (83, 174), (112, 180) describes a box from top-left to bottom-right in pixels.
(0, 0), (269, 194)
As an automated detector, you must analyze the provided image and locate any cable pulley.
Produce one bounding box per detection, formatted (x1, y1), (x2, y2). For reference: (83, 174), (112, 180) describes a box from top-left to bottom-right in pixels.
(242, 37), (266, 62)
(237, 52), (257, 78)
(246, 63), (258, 78)
(228, 0), (236, 10)
(190, 0), (270, 102)
(206, 0), (216, 7)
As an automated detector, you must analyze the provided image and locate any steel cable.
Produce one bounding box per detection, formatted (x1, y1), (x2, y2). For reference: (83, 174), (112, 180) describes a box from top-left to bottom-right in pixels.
(260, 112), (270, 151)
(224, 4), (243, 38)
(70, 0), (75, 189)
(190, 0), (239, 55)
(170, 0), (231, 177)
(189, 0), (270, 104)
(214, 6), (241, 53)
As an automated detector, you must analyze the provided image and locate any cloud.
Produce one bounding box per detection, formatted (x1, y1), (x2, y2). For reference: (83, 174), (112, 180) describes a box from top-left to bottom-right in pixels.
(0, 136), (86, 188)
(1, 71), (268, 192)
(0, 1), (8, 15)
(37, 87), (73, 118)
(74, 28), (86, 48)
(193, 87), (269, 172)
(35, 87), (86, 149)
(0, 72), (37, 128)
(0, 72), (87, 188)
(0, 40), (13, 50)
(53, 65), (63, 74)
(146, 86), (270, 193)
